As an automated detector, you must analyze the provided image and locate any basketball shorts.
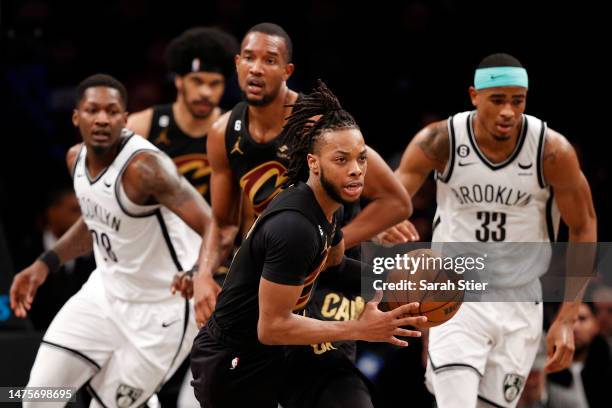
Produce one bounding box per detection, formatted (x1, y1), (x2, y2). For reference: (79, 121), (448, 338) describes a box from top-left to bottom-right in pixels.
(190, 317), (284, 408)
(27, 271), (198, 408)
(425, 300), (543, 407)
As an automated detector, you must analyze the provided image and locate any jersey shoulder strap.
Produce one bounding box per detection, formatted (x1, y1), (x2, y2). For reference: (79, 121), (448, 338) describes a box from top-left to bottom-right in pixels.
(224, 101), (248, 157)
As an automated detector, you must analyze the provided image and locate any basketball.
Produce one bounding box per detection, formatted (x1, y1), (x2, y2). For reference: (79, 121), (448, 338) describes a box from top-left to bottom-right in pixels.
(383, 248), (464, 328)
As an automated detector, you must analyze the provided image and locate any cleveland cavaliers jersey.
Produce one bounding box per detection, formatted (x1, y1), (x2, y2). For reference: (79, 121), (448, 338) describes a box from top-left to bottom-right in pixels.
(433, 111), (560, 287)
(225, 101), (291, 215)
(72, 132), (200, 302)
(149, 104), (212, 202)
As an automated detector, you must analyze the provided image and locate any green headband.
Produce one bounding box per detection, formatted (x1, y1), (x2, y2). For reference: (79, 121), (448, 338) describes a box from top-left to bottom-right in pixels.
(474, 66), (528, 90)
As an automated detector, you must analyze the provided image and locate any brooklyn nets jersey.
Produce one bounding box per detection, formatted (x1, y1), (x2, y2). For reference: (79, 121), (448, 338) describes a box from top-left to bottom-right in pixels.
(433, 111), (560, 286)
(72, 132), (200, 302)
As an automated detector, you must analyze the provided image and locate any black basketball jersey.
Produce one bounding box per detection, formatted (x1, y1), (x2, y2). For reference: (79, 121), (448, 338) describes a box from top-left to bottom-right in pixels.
(149, 104), (212, 201)
(225, 101), (291, 215)
(211, 182), (340, 346)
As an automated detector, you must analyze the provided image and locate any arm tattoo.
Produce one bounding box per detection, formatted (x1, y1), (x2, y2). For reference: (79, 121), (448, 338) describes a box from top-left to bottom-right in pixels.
(417, 121), (450, 165)
(543, 149), (557, 165)
(135, 153), (192, 207)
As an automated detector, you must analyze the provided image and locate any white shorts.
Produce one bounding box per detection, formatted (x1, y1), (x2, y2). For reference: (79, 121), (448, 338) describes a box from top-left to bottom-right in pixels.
(28, 271), (198, 408)
(425, 300), (543, 407)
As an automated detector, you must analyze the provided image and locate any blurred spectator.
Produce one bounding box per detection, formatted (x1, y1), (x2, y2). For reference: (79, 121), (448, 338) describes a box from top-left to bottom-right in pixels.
(547, 303), (611, 408)
(26, 187), (95, 330)
(592, 285), (612, 352)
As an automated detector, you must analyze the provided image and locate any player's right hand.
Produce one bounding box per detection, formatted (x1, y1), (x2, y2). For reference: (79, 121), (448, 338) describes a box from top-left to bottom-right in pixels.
(9, 260), (49, 318)
(193, 273), (221, 328)
(356, 291), (426, 346)
(375, 220), (419, 245)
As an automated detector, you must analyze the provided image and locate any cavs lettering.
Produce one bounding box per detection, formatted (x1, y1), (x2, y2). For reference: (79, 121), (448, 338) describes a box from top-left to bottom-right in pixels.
(173, 153), (212, 196)
(321, 293), (365, 322)
(239, 161), (288, 214)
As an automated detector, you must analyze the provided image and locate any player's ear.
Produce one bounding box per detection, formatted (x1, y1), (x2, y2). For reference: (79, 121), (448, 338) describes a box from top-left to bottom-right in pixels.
(72, 109), (79, 127)
(235, 54), (240, 69)
(469, 86), (478, 108)
(175, 75), (184, 92)
(307, 153), (319, 175)
(283, 63), (295, 81)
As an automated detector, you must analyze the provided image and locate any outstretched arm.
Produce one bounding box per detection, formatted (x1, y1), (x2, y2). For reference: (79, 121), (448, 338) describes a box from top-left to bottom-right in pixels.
(10, 144), (92, 317)
(542, 129), (597, 373)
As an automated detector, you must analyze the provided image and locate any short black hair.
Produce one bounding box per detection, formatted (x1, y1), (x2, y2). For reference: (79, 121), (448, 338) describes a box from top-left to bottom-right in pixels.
(282, 80), (358, 186)
(478, 53), (523, 69)
(244, 22), (293, 62)
(165, 27), (238, 78)
(75, 74), (127, 108)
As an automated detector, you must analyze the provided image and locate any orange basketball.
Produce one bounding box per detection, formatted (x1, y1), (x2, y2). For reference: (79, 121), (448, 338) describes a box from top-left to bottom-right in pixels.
(383, 248), (463, 328)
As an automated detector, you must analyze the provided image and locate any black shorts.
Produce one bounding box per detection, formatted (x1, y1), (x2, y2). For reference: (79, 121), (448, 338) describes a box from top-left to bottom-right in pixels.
(281, 345), (374, 408)
(190, 320), (284, 408)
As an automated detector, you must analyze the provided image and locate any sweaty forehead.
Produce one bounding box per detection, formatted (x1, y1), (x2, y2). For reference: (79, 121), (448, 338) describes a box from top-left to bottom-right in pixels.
(241, 32), (287, 59)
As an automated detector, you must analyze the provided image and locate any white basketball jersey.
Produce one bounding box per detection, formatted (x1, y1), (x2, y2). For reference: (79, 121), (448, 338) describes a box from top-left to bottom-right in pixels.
(73, 133), (200, 302)
(433, 111), (560, 287)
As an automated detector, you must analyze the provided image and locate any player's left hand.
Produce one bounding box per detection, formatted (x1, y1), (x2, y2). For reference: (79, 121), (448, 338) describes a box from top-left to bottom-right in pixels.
(375, 220), (419, 245)
(544, 319), (575, 373)
(171, 270), (195, 299)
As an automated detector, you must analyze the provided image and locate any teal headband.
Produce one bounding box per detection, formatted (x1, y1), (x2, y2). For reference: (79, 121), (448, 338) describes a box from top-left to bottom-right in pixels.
(474, 66), (528, 90)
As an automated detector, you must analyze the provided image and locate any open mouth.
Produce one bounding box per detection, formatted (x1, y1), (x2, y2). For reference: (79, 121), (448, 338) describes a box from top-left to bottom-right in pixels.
(246, 78), (264, 94)
(91, 129), (111, 142)
(343, 181), (363, 198)
(495, 123), (513, 133)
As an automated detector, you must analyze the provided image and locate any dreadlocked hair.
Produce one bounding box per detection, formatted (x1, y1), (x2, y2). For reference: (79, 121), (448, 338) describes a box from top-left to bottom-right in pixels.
(282, 80), (358, 187)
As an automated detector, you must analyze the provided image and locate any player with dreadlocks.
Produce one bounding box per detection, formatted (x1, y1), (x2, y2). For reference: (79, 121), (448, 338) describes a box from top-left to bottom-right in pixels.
(190, 80), (426, 408)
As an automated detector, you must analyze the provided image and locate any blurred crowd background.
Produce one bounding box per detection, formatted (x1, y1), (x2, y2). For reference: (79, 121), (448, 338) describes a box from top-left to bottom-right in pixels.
(1, 1), (609, 407)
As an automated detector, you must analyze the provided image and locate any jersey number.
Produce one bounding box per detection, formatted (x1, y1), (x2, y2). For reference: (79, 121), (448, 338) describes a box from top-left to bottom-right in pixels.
(476, 211), (506, 242)
(90, 229), (118, 262)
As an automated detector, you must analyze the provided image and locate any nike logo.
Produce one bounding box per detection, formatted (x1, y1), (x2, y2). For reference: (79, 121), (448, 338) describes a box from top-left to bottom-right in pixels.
(103, 181), (112, 188)
(76, 173), (84, 178)
(458, 161), (477, 167)
(490, 74), (505, 80)
(518, 162), (533, 170)
(162, 319), (180, 328)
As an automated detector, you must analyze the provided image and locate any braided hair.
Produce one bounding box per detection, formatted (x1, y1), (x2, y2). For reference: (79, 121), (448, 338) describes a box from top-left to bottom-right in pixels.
(282, 80), (358, 187)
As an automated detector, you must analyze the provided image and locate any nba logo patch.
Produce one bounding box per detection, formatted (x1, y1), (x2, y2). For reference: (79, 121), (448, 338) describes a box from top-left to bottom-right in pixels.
(503, 373), (525, 402)
(191, 58), (201, 72)
(234, 120), (242, 131)
(116, 384), (143, 408)
(230, 357), (239, 370)
(158, 115), (169, 128)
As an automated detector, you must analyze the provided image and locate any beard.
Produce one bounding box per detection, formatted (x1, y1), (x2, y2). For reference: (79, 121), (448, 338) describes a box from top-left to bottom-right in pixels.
(492, 133), (512, 142)
(90, 143), (113, 156)
(242, 89), (277, 107)
(185, 99), (214, 119)
(320, 166), (353, 206)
